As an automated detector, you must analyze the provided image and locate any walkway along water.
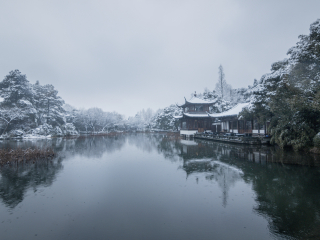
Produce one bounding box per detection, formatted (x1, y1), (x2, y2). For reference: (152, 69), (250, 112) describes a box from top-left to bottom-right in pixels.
(193, 132), (271, 145)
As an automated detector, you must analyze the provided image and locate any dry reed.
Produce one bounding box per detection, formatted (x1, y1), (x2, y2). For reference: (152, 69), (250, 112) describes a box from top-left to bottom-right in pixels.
(0, 148), (55, 166)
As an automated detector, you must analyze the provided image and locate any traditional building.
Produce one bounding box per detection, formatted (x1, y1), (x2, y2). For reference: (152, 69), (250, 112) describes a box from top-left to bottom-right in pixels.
(175, 95), (214, 136)
(209, 103), (268, 135)
(176, 96), (269, 136)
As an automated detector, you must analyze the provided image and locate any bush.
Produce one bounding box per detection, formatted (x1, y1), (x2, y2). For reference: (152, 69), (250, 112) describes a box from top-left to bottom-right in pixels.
(63, 123), (79, 136)
(51, 126), (63, 137)
(32, 123), (53, 136)
(9, 129), (24, 138)
(313, 132), (320, 149)
(270, 120), (315, 151)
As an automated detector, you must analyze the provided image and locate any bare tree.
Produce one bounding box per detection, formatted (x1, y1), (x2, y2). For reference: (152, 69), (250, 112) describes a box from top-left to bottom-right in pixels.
(215, 65), (232, 100)
(0, 107), (25, 134)
(101, 112), (122, 132)
(216, 65), (226, 99)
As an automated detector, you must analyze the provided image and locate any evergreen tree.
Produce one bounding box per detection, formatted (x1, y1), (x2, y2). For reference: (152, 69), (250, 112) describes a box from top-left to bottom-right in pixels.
(0, 70), (35, 132)
(0, 70), (33, 108)
(242, 19), (320, 151)
(151, 105), (182, 131)
(33, 83), (65, 126)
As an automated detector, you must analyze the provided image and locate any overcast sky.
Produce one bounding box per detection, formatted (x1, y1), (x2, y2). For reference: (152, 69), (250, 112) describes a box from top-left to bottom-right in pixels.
(0, 0), (319, 117)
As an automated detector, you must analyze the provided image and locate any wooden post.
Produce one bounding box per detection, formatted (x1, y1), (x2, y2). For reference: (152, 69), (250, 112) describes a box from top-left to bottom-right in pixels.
(237, 120), (239, 134)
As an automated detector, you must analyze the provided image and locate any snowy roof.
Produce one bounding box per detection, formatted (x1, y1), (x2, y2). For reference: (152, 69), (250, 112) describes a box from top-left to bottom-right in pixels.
(187, 96), (215, 104)
(209, 103), (250, 118)
(183, 113), (210, 118)
(178, 96), (215, 107)
(174, 112), (210, 119)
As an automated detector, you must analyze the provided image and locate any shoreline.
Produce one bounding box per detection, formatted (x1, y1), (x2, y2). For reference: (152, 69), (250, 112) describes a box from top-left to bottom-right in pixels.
(0, 131), (180, 140)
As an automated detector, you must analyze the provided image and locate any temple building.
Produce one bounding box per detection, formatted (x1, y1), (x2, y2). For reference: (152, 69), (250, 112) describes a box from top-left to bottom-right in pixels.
(208, 103), (268, 135)
(175, 95), (214, 136)
(176, 96), (269, 136)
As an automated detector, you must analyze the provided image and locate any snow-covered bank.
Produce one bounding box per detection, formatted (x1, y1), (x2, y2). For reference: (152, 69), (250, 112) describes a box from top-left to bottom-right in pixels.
(0, 123), (79, 140)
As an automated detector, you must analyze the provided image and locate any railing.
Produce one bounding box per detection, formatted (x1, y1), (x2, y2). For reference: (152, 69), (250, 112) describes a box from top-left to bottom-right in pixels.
(194, 132), (270, 145)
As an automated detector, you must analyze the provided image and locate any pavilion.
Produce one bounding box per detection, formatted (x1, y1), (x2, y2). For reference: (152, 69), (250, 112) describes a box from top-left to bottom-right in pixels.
(175, 95), (214, 136)
(176, 96), (269, 136)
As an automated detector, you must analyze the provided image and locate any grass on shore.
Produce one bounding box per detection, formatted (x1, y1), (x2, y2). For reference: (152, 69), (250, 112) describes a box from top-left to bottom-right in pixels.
(0, 148), (55, 166)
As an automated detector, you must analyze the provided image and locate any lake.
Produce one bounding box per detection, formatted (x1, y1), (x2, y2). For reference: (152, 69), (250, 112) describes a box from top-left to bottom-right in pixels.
(1, 133), (320, 240)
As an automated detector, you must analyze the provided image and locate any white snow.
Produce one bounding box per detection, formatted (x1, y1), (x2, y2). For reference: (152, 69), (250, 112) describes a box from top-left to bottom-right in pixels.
(209, 102), (250, 118)
(187, 96), (215, 104)
(18, 99), (32, 106)
(183, 113), (209, 118)
(23, 134), (52, 139)
(178, 96), (216, 106)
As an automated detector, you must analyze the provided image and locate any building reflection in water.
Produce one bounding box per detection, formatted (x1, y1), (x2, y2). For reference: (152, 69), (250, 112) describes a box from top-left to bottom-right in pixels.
(177, 138), (320, 239)
(179, 139), (244, 208)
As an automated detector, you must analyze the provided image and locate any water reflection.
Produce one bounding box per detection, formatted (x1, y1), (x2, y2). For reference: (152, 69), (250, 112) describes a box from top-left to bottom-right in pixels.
(127, 134), (182, 162)
(0, 136), (127, 209)
(0, 134), (320, 239)
(0, 135), (127, 158)
(0, 158), (63, 208)
(178, 139), (320, 239)
(182, 158), (243, 208)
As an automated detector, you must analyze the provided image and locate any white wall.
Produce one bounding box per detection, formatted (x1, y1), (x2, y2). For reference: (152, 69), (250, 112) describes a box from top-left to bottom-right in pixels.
(180, 130), (197, 136)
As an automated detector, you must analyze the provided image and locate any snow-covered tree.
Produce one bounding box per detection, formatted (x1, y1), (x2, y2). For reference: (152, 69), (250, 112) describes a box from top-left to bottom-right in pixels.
(0, 70), (33, 108)
(86, 107), (105, 133)
(63, 104), (77, 124)
(241, 18), (320, 151)
(102, 112), (123, 132)
(215, 65), (232, 101)
(33, 82), (65, 126)
(74, 108), (90, 133)
(0, 107), (26, 134)
(126, 108), (156, 131)
(0, 70), (36, 132)
(73, 108), (124, 133)
(151, 105), (182, 131)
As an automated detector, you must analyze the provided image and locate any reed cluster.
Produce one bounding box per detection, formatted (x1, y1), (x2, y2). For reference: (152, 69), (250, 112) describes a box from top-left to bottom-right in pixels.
(0, 148), (55, 166)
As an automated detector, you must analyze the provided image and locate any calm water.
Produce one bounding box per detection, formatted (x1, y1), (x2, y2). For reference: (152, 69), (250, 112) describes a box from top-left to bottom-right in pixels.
(1, 134), (320, 240)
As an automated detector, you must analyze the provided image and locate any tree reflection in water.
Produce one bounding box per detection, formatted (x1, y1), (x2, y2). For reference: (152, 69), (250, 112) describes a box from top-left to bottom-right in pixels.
(0, 157), (63, 208)
(0, 135), (127, 209)
(176, 138), (320, 239)
(0, 134), (320, 239)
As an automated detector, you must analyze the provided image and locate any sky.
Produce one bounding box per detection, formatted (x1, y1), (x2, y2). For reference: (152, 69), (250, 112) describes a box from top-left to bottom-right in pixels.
(0, 0), (320, 117)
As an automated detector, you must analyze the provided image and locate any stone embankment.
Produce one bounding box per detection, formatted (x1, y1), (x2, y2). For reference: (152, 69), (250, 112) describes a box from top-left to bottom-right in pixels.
(194, 133), (270, 145)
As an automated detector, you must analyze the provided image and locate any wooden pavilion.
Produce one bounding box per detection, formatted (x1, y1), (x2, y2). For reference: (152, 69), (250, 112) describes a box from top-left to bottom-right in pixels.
(176, 96), (269, 136)
(175, 95), (214, 136)
(208, 103), (269, 135)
